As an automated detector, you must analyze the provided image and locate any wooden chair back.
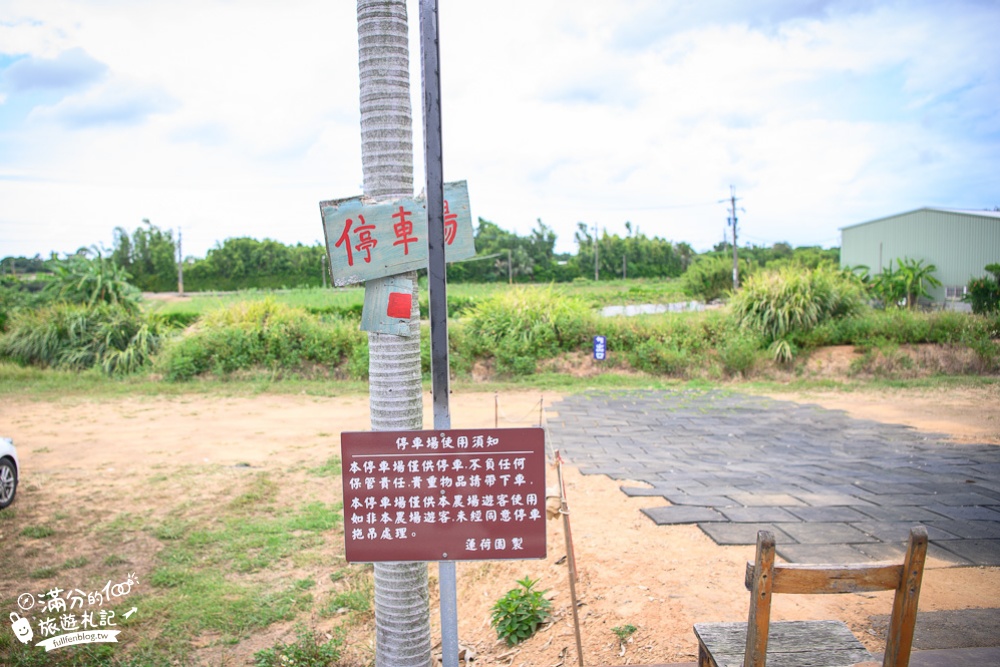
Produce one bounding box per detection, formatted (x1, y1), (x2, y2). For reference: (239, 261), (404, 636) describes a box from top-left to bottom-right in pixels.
(743, 526), (927, 667)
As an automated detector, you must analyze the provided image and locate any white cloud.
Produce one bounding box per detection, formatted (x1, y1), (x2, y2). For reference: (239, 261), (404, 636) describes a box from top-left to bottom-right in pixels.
(1, 0), (998, 260)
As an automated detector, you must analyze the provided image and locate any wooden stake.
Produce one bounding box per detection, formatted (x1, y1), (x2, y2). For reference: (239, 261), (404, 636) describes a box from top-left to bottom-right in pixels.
(556, 450), (584, 666)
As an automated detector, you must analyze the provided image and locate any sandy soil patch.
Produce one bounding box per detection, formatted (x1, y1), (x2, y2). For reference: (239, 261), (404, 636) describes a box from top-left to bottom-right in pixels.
(1, 388), (997, 666)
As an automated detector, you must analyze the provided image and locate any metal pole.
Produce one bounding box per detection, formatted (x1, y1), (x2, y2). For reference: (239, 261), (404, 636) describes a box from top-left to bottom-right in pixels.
(730, 185), (739, 290)
(507, 248), (512, 285)
(593, 222), (599, 281)
(177, 226), (184, 295)
(419, 3), (459, 667)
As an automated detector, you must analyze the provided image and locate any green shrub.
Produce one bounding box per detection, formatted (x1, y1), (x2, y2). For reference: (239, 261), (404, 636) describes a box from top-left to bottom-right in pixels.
(966, 263), (1000, 314)
(682, 256), (746, 302)
(490, 577), (552, 646)
(0, 303), (164, 375)
(717, 331), (764, 377)
(466, 287), (595, 375)
(731, 266), (865, 343)
(46, 250), (141, 313)
(156, 298), (363, 380)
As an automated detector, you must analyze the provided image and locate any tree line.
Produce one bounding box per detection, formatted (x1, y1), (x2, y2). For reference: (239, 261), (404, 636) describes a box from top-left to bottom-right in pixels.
(1, 218), (839, 292)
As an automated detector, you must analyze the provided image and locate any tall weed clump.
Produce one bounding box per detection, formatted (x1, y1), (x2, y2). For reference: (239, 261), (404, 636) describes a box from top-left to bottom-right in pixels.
(157, 298), (363, 380)
(682, 256), (749, 303)
(0, 303), (163, 375)
(465, 287), (595, 375)
(606, 310), (763, 378)
(730, 267), (865, 361)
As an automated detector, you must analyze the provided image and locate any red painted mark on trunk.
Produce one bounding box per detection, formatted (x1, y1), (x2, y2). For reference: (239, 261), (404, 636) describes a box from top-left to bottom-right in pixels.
(387, 292), (412, 319)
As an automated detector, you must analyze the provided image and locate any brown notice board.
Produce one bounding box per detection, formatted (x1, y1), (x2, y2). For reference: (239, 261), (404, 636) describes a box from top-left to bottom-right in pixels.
(341, 428), (547, 562)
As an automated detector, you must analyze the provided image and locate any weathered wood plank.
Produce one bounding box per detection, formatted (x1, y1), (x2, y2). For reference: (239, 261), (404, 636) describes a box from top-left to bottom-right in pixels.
(744, 562), (904, 595)
(883, 527), (928, 667)
(695, 620), (872, 667)
(745, 530), (776, 667)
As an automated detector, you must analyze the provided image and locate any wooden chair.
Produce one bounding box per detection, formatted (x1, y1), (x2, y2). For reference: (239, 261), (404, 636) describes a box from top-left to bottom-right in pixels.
(694, 526), (928, 667)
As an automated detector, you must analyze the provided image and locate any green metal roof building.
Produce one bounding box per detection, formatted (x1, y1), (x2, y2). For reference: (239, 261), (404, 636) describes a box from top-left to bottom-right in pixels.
(840, 207), (1000, 305)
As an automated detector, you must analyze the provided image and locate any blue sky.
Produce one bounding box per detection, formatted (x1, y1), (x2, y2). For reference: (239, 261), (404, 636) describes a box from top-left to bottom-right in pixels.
(1, 0), (998, 260)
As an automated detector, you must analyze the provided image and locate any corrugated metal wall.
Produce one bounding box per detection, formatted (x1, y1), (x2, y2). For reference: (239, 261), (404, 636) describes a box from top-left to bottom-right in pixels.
(840, 209), (1000, 301)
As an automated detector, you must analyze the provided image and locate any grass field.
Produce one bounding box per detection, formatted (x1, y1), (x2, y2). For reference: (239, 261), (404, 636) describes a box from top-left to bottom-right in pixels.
(140, 279), (690, 320)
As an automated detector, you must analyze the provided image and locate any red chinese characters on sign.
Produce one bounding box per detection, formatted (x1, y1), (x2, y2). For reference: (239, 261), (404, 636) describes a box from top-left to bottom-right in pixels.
(335, 215), (377, 267)
(341, 428), (546, 562)
(391, 205), (418, 255)
(443, 200), (458, 245)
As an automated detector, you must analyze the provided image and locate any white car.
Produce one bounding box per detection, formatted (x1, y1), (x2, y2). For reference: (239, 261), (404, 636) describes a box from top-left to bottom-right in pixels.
(0, 437), (18, 509)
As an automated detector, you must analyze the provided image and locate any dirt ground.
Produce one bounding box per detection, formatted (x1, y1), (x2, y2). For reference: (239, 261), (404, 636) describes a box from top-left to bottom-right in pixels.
(1, 385), (998, 666)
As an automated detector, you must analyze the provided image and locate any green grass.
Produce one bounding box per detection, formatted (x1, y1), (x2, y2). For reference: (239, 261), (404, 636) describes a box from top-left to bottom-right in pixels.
(140, 280), (689, 322)
(307, 456), (342, 477)
(20, 525), (55, 538)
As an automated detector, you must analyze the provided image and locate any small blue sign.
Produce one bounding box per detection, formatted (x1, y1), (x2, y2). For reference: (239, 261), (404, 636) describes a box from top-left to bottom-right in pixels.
(593, 335), (607, 361)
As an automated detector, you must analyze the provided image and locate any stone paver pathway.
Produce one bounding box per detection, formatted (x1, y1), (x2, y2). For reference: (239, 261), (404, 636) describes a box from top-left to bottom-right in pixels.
(545, 389), (1000, 565)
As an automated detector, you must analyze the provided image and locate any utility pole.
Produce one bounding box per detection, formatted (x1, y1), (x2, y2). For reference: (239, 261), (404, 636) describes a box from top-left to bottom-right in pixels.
(507, 248), (512, 285)
(177, 227), (184, 295)
(725, 185), (741, 290)
(593, 222), (599, 281)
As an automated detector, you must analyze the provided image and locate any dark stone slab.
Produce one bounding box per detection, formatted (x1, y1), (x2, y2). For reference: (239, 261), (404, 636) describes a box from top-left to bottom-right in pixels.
(661, 493), (739, 507)
(619, 486), (670, 498)
(790, 492), (876, 507)
(923, 504), (1000, 521)
(849, 521), (960, 542)
(855, 505), (955, 522)
(786, 506), (872, 522)
(725, 492), (806, 507)
(641, 506), (727, 525)
(719, 506), (802, 523)
(868, 608), (1000, 650)
(776, 522), (877, 544)
(931, 539), (1000, 566)
(777, 543), (881, 563)
(698, 522), (796, 546)
(927, 521), (1000, 539)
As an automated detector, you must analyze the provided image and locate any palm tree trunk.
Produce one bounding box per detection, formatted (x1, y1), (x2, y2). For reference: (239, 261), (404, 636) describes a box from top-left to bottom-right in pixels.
(356, 1), (432, 666)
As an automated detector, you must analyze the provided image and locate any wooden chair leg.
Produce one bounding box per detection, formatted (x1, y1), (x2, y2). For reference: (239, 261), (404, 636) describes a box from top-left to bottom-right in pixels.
(698, 640), (716, 667)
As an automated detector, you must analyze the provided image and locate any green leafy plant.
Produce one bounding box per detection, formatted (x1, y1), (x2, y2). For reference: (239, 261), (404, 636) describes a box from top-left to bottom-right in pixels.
(253, 626), (343, 667)
(870, 258), (942, 309)
(682, 256), (746, 302)
(46, 248), (141, 313)
(466, 287), (594, 376)
(0, 302), (164, 375)
(612, 623), (637, 645)
(490, 576), (552, 646)
(966, 263), (1000, 314)
(729, 266), (865, 361)
(156, 298), (362, 380)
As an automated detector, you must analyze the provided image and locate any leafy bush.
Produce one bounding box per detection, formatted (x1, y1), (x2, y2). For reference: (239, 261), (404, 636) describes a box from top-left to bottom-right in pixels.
(465, 287), (595, 375)
(966, 263), (1000, 314)
(730, 266), (865, 361)
(0, 303), (164, 375)
(490, 577), (552, 646)
(717, 331), (764, 377)
(1, 276), (55, 332)
(46, 250), (141, 313)
(869, 257), (942, 309)
(157, 298), (363, 380)
(682, 256), (746, 302)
